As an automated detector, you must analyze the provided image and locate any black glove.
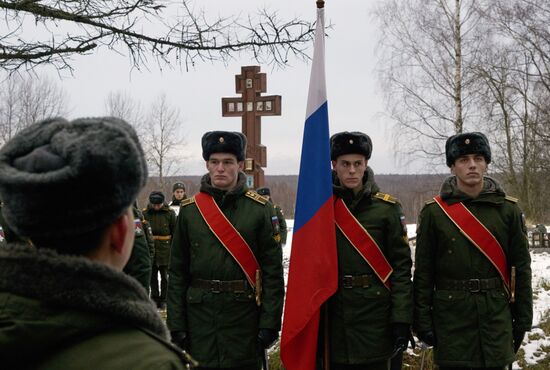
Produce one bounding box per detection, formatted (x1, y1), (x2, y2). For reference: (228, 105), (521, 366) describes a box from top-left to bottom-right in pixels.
(417, 330), (436, 347)
(170, 330), (187, 349)
(391, 323), (415, 358)
(513, 330), (525, 353)
(257, 328), (279, 350)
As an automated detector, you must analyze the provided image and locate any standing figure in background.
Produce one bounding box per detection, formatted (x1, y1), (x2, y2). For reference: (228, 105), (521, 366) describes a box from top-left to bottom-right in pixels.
(327, 131), (413, 370)
(123, 202), (154, 292)
(170, 182), (187, 216)
(144, 191), (177, 310)
(414, 132), (532, 370)
(256, 187), (288, 246)
(167, 131), (284, 370)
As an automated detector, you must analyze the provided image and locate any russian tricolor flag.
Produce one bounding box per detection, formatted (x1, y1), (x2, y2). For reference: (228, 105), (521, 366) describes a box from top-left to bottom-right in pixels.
(280, 4), (338, 370)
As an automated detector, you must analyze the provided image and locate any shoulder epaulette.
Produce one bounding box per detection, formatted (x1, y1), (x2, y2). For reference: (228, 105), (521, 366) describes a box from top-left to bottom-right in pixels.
(425, 198), (436, 205)
(505, 195), (518, 203)
(373, 192), (398, 204)
(142, 207), (147, 212)
(181, 197), (196, 207)
(245, 190), (268, 205)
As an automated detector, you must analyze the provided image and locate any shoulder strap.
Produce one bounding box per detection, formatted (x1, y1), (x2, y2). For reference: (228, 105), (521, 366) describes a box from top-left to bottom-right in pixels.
(194, 192), (260, 288)
(245, 190), (268, 205)
(181, 197), (195, 207)
(433, 195), (510, 291)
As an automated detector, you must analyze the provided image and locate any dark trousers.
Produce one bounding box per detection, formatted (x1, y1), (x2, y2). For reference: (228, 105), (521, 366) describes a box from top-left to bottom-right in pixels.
(150, 264), (168, 303)
(439, 367), (506, 370)
(331, 360), (390, 370)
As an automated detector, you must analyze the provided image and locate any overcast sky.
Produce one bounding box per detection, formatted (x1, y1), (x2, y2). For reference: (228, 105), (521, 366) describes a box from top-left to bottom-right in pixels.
(40, 0), (428, 176)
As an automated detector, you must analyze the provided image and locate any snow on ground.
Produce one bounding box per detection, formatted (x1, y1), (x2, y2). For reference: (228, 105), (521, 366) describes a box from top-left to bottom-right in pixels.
(283, 221), (550, 367)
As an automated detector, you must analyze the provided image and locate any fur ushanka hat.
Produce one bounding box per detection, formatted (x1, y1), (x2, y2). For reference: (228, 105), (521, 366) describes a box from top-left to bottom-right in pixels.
(201, 131), (247, 161)
(445, 132), (491, 167)
(0, 117), (147, 239)
(330, 131), (373, 160)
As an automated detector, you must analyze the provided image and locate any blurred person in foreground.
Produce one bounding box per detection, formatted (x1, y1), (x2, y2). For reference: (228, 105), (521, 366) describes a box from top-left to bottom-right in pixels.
(0, 117), (189, 369)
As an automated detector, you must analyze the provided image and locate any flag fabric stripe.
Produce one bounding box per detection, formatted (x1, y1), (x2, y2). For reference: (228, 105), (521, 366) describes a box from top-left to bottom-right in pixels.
(281, 6), (338, 370)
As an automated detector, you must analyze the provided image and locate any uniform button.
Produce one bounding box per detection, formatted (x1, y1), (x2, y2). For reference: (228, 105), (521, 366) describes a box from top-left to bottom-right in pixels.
(451, 238), (456, 241)
(376, 291), (381, 295)
(448, 295), (453, 299)
(448, 250), (453, 254)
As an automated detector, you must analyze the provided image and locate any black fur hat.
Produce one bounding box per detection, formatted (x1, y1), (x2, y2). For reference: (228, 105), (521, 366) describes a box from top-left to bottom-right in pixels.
(256, 187), (271, 196)
(445, 132), (491, 167)
(149, 191), (165, 205)
(0, 117), (147, 239)
(330, 131), (372, 160)
(202, 131), (247, 161)
(172, 182), (185, 192)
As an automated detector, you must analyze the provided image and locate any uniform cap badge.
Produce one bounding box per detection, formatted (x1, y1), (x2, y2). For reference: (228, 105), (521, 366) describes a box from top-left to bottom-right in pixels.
(349, 139), (354, 144)
(465, 138), (470, 144)
(219, 137), (225, 143)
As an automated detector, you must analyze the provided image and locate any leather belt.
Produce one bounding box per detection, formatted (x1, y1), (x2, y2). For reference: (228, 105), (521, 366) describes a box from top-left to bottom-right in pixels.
(153, 235), (171, 241)
(191, 279), (248, 293)
(436, 277), (502, 292)
(341, 274), (373, 289)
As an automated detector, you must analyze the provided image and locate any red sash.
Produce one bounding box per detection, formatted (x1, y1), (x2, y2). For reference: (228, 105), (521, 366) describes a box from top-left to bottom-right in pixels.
(334, 198), (393, 290)
(434, 195), (510, 290)
(194, 192), (260, 288)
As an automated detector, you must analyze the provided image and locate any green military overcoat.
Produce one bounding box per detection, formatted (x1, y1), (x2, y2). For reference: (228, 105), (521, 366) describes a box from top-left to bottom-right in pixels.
(0, 244), (187, 370)
(329, 168), (413, 365)
(143, 204), (177, 267)
(167, 173), (284, 368)
(273, 204), (288, 245)
(413, 176), (533, 367)
(124, 206), (154, 291)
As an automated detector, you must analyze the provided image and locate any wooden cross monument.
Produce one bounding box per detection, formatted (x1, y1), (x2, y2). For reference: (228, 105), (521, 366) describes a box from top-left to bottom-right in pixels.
(221, 65), (281, 188)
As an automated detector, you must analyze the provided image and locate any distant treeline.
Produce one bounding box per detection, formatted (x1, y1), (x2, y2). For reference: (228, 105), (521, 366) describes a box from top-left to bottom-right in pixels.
(140, 173), (449, 222)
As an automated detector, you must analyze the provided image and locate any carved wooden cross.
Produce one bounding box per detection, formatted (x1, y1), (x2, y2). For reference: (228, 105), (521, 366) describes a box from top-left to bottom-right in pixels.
(221, 65), (281, 188)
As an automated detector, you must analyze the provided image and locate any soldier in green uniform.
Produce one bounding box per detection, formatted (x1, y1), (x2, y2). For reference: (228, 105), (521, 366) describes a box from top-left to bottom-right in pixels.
(144, 191), (177, 310)
(327, 132), (413, 370)
(256, 187), (288, 245)
(167, 131), (284, 370)
(413, 132), (533, 370)
(170, 182), (187, 216)
(123, 202), (154, 292)
(0, 117), (188, 369)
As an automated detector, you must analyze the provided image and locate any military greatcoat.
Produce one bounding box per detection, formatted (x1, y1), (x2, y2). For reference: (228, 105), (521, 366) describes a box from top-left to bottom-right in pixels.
(329, 168), (413, 365)
(167, 173), (284, 368)
(143, 204), (177, 267)
(413, 176), (533, 367)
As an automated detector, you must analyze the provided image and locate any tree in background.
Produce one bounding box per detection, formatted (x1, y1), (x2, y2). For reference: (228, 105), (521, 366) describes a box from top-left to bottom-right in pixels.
(0, 73), (68, 146)
(141, 93), (186, 189)
(0, 0), (314, 72)
(373, 0), (486, 167)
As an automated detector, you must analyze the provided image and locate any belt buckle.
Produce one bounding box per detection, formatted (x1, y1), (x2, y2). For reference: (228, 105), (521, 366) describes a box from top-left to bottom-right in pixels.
(210, 280), (221, 293)
(342, 275), (353, 289)
(467, 279), (481, 293)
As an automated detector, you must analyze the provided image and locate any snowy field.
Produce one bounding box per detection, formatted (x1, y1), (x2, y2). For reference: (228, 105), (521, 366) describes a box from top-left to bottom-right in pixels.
(282, 221), (550, 368)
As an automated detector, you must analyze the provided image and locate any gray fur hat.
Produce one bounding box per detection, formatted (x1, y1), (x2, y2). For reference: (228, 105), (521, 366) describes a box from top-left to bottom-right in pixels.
(0, 117), (148, 239)
(330, 131), (373, 160)
(445, 132), (491, 167)
(202, 131), (247, 161)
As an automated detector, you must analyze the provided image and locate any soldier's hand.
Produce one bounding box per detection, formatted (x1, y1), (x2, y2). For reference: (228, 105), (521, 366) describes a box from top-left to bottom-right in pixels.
(513, 330), (525, 353)
(257, 328), (279, 350)
(391, 323), (412, 358)
(170, 330), (187, 349)
(417, 330), (436, 347)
